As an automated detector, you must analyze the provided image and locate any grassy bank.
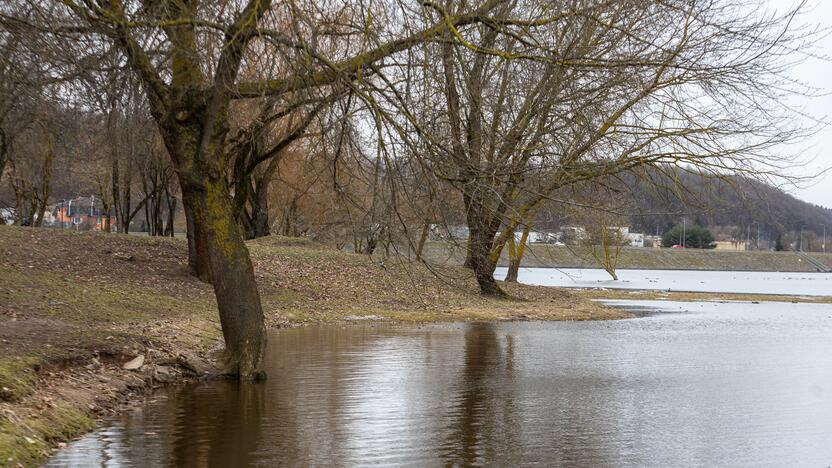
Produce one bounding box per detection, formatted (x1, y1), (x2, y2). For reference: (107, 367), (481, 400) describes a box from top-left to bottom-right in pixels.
(571, 288), (832, 304)
(0, 226), (624, 467)
(421, 242), (832, 272)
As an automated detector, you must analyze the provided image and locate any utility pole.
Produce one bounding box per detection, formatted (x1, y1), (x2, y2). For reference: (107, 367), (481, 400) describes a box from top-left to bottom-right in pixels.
(823, 225), (826, 253)
(682, 217), (686, 247)
(746, 224), (750, 251)
(757, 224), (761, 250)
(800, 227), (805, 252)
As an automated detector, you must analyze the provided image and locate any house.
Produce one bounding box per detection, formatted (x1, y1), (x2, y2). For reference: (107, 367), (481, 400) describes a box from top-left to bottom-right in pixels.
(644, 235), (662, 248)
(49, 197), (116, 231)
(611, 226), (630, 237)
(502, 229), (558, 244)
(527, 230), (559, 244)
(627, 232), (645, 248)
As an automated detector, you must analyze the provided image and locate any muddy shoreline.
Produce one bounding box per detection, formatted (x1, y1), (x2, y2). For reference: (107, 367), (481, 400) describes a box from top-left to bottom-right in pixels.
(9, 312), (631, 467)
(11, 287), (827, 467)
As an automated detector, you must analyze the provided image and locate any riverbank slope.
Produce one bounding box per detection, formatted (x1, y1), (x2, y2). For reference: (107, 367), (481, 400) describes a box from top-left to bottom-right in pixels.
(0, 226), (623, 466)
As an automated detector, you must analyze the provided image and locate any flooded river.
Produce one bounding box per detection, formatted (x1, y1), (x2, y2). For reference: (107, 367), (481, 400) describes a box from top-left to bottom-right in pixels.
(48, 301), (832, 467)
(494, 267), (832, 296)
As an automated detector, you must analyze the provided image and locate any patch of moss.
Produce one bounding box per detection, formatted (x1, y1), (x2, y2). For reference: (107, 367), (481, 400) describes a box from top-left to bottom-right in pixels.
(0, 357), (37, 402)
(0, 422), (45, 468)
(0, 404), (93, 467)
(29, 405), (94, 443)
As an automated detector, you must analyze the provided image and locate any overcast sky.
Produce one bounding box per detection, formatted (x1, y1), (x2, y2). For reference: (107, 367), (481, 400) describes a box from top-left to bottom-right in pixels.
(770, 1), (832, 208)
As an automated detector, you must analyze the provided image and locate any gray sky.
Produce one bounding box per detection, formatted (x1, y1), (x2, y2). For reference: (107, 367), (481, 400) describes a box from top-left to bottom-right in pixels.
(770, 1), (832, 208)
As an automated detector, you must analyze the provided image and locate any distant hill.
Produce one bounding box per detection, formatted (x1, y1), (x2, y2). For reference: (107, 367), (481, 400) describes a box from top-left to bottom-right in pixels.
(622, 168), (832, 243)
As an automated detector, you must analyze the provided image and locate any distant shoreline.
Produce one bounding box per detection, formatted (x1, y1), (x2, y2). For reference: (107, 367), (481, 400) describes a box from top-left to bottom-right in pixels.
(421, 242), (832, 273)
(494, 265), (830, 273)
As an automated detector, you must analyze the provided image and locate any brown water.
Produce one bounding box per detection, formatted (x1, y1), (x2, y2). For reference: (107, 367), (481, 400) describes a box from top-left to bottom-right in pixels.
(47, 301), (832, 467)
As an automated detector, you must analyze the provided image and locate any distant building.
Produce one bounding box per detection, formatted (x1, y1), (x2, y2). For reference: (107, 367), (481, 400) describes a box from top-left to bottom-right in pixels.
(560, 226), (587, 244)
(48, 197), (115, 231)
(627, 232), (645, 248)
(428, 224), (562, 244)
(611, 226), (630, 237)
(644, 235), (662, 248)
(501, 230), (559, 244)
(714, 240), (747, 251)
(528, 230), (559, 244)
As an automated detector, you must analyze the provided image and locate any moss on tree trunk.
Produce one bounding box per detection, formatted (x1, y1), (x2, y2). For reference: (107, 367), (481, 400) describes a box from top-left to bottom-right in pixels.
(179, 172), (267, 380)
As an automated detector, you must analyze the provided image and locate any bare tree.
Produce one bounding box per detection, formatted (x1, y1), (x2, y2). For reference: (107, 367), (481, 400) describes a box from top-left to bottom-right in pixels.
(8, 0), (535, 378)
(391, 1), (815, 295)
(581, 209), (630, 281)
(8, 129), (54, 225)
(4, 0), (816, 376)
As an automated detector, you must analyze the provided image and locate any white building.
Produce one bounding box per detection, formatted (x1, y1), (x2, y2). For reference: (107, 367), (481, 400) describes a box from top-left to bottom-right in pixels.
(627, 232), (645, 248)
(527, 230), (559, 244)
(505, 230), (559, 244)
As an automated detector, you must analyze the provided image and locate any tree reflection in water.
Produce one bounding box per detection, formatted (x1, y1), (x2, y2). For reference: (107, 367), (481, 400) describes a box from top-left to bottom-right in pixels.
(441, 322), (521, 466)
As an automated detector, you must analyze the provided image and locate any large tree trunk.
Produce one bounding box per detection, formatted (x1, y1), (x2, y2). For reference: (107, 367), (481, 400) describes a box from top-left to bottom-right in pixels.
(183, 190), (212, 283)
(505, 225), (530, 283)
(505, 235), (518, 283)
(178, 169), (267, 380)
(466, 222), (504, 296)
(112, 0), (270, 379)
(462, 187), (507, 296)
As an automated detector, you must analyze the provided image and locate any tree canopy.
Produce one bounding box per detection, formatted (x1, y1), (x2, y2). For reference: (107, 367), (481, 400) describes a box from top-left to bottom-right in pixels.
(662, 223), (715, 249)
